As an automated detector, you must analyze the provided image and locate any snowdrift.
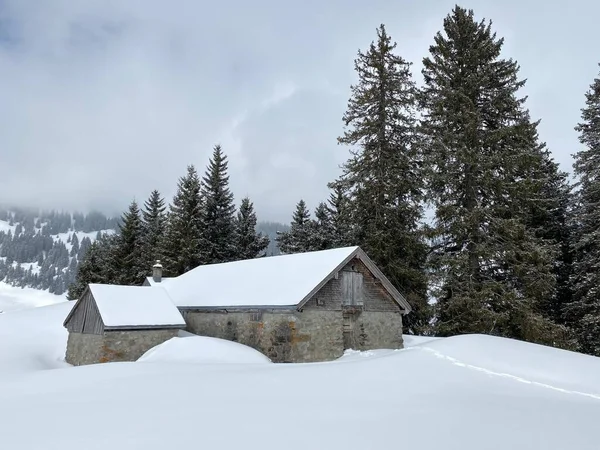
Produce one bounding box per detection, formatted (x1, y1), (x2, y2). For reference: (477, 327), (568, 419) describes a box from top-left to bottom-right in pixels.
(0, 302), (599, 450)
(419, 334), (600, 396)
(138, 335), (272, 364)
(0, 301), (72, 375)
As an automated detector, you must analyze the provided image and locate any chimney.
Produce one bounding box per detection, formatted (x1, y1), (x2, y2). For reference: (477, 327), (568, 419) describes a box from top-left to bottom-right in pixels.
(152, 260), (163, 283)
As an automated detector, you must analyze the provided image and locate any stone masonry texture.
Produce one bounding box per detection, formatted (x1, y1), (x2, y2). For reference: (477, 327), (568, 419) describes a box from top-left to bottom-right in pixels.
(65, 329), (179, 366)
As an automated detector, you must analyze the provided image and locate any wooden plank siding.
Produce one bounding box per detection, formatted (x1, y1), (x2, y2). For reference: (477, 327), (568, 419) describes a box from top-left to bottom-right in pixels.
(65, 289), (105, 335)
(296, 248), (412, 313)
(340, 270), (364, 306)
(82, 293), (104, 334)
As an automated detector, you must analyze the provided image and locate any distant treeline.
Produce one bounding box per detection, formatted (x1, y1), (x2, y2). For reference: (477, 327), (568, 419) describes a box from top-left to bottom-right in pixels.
(0, 208), (117, 295)
(0, 206), (287, 296)
(0, 208), (119, 235)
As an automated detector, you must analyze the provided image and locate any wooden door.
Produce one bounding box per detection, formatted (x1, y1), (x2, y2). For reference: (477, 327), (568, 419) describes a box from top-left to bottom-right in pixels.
(341, 270), (364, 349)
(342, 310), (356, 349)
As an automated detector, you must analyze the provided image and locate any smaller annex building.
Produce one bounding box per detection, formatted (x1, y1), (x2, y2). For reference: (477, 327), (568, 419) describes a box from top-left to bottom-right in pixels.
(63, 284), (186, 366)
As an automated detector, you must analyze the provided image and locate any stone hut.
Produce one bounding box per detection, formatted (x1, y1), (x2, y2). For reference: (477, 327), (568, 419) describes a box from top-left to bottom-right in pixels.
(63, 284), (186, 366)
(144, 246), (412, 363)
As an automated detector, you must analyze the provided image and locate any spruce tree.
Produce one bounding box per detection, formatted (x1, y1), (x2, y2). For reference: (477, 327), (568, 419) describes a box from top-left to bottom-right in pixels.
(234, 197), (270, 260)
(421, 6), (569, 346)
(333, 24), (430, 334)
(66, 233), (119, 300)
(276, 200), (313, 254)
(114, 200), (145, 285)
(567, 65), (600, 356)
(70, 233), (80, 257)
(310, 202), (335, 251)
(326, 184), (355, 247)
(141, 190), (167, 271)
(162, 165), (204, 276)
(201, 145), (237, 264)
(524, 150), (574, 328)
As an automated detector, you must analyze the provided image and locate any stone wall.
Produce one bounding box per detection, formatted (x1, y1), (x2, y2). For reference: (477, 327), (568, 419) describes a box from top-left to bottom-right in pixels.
(342, 310), (404, 351)
(65, 329), (179, 366)
(184, 309), (344, 363)
(65, 332), (104, 366)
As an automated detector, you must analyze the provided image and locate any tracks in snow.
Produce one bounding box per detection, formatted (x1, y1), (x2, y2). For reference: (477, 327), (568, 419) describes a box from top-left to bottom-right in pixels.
(418, 346), (600, 402)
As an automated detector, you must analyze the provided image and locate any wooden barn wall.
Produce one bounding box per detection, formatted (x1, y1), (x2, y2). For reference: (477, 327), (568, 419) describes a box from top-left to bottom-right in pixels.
(65, 292), (88, 333)
(82, 295), (104, 334)
(65, 290), (105, 335)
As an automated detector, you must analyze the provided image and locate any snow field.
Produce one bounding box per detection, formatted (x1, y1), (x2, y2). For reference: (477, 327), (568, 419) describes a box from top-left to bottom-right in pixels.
(0, 302), (598, 450)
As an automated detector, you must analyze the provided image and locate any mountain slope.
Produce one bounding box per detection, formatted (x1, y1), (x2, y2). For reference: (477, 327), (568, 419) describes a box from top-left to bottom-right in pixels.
(0, 207), (288, 302)
(0, 282), (67, 313)
(0, 208), (117, 296)
(0, 302), (598, 450)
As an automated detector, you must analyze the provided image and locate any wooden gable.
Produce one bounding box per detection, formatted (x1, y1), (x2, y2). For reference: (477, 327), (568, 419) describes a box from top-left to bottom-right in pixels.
(296, 247), (412, 313)
(63, 287), (105, 335)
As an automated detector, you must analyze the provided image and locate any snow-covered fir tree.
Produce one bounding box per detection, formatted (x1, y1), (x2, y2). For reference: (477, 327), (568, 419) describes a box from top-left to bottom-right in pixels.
(326, 184), (355, 247)
(234, 197), (270, 260)
(524, 150), (574, 328)
(309, 202), (335, 251)
(332, 24), (430, 333)
(567, 64), (600, 356)
(141, 190), (167, 270)
(70, 233), (80, 257)
(162, 165), (204, 276)
(276, 200), (313, 254)
(113, 200), (145, 285)
(200, 145), (237, 264)
(66, 233), (119, 300)
(421, 6), (569, 346)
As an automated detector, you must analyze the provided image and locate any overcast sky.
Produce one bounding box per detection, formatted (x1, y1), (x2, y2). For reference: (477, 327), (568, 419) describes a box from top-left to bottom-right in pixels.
(0, 0), (598, 222)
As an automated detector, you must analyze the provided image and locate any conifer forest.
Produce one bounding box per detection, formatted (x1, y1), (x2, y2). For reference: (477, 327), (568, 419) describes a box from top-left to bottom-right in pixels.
(3, 6), (600, 358)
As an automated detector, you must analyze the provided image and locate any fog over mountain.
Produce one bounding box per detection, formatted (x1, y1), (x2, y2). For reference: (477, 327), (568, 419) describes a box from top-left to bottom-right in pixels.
(0, 0), (598, 221)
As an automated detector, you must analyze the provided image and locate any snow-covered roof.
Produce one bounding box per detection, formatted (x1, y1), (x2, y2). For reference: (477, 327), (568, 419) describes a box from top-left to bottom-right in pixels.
(154, 246), (411, 311)
(88, 284), (185, 329)
(144, 277), (172, 286)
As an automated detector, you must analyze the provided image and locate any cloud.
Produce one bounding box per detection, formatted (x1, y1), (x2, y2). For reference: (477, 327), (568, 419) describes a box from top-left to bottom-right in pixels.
(0, 0), (597, 221)
(230, 86), (348, 222)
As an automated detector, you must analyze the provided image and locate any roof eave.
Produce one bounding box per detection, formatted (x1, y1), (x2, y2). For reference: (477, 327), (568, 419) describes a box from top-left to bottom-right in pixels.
(103, 324), (186, 331)
(177, 305), (297, 312)
(354, 248), (413, 313)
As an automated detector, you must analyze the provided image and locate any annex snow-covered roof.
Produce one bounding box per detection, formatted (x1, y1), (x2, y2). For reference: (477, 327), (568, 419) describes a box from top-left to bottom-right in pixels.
(155, 246), (412, 312)
(65, 284), (186, 330)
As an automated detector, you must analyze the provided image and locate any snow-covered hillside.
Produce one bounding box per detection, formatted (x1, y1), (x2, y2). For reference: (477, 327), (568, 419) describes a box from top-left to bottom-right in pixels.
(0, 302), (599, 449)
(0, 282), (67, 313)
(0, 208), (285, 306)
(0, 210), (116, 297)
